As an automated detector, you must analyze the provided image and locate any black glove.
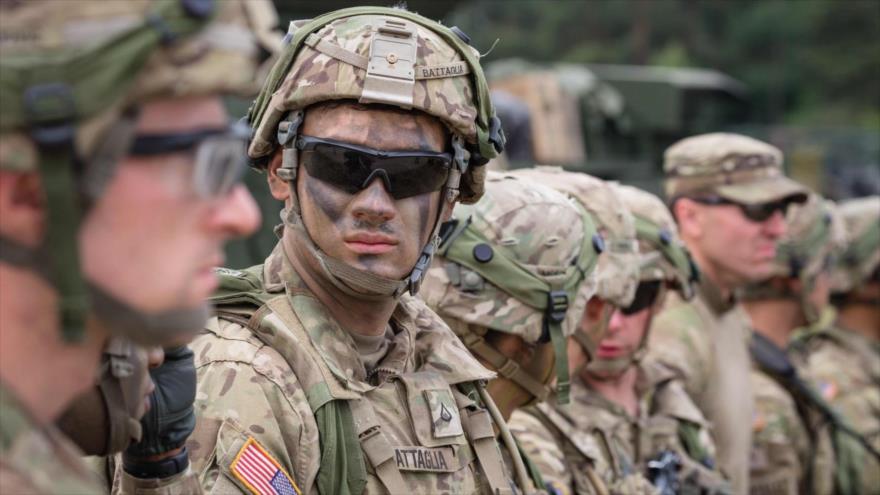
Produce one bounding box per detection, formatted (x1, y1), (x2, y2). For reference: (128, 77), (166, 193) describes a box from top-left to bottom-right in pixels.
(123, 345), (196, 477)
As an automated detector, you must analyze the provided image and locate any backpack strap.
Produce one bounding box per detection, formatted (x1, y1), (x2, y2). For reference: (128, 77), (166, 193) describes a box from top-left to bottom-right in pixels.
(533, 403), (609, 495)
(347, 397), (409, 494)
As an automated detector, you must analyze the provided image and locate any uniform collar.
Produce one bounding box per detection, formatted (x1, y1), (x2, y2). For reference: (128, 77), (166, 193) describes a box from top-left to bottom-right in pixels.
(697, 274), (736, 315)
(262, 242), (494, 392)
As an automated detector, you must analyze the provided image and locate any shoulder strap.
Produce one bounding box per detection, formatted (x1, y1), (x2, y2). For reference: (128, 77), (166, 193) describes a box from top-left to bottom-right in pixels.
(750, 330), (878, 495)
(454, 383), (515, 495)
(533, 403), (609, 495)
(347, 398), (408, 494)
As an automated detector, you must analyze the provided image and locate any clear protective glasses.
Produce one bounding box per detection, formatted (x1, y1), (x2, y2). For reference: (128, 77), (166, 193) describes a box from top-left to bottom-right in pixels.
(128, 119), (250, 199)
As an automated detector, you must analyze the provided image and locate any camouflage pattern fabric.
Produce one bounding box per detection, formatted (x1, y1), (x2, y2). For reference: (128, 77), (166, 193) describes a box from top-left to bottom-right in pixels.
(421, 172), (598, 345)
(663, 133), (808, 205)
(830, 195), (880, 294)
(0, 0), (278, 172)
(510, 359), (728, 495)
(0, 383), (103, 494)
(646, 276), (753, 495)
(508, 166), (640, 308)
(789, 307), (880, 495)
(248, 7), (501, 204)
(186, 244), (522, 494)
(748, 365), (836, 495)
(740, 193), (847, 322)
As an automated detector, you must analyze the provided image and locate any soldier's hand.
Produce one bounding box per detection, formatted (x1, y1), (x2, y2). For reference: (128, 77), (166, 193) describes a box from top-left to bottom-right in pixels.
(123, 345), (196, 478)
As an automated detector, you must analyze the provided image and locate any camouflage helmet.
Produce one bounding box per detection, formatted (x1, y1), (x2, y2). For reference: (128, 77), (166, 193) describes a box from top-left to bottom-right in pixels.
(616, 185), (699, 299)
(247, 7), (504, 301)
(0, 0), (278, 342)
(421, 171), (602, 404)
(509, 166), (640, 308)
(247, 6), (505, 205)
(583, 185), (699, 379)
(831, 196), (880, 294)
(741, 193), (847, 322)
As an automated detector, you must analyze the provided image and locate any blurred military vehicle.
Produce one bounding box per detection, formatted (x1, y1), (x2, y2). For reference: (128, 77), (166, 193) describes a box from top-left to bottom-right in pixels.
(486, 59), (750, 193)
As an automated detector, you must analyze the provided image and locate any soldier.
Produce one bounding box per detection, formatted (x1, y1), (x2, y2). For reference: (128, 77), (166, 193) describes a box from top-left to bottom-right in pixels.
(0, 0), (268, 492)
(419, 171), (605, 492)
(647, 133), (809, 494)
(827, 197), (880, 479)
(186, 7), (526, 494)
(783, 195), (880, 494)
(739, 193), (879, 495)
(512, 184), (728, 495)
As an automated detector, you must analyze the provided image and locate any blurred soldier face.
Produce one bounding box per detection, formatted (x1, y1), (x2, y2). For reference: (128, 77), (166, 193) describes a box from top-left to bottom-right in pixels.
(80, 95), (261, 315)
(291, 102), (449, 281)
(676, 198), (787, 287)
(593, 304), (651, 363)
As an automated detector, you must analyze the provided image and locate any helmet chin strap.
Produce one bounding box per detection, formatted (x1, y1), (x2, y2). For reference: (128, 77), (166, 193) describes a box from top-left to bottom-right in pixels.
(275, 111), (468, 300)
(0, 235), (207, 345)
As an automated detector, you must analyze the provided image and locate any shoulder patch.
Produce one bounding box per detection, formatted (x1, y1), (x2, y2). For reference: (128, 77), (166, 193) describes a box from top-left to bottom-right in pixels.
(230, 437), (300, 495)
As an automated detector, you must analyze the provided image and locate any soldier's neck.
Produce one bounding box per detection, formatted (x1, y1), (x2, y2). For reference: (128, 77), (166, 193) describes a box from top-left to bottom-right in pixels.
(288, 237), (398, 337)
(584, 367), (640, 417)
(742, 298), (805, 348)
(688, 248), (735, 300)
(0, 266), (106, 425)
(836, 303), (880, 342)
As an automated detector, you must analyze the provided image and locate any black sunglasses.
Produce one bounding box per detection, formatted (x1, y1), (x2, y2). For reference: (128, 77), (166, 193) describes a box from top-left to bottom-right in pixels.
(296, 135), (453, 200)
(620, 280), (663, 316)
(129, 120), (249, 199)
(692, 195), (791, 223)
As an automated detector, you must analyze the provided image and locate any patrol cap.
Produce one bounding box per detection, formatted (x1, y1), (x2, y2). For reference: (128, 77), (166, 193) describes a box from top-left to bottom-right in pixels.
(831, 195), (880, 293)
(664, 132), (808, 205)
(509, 166), (640, 308)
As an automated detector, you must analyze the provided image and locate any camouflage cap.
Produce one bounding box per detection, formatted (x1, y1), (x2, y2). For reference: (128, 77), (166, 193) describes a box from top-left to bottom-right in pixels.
(831, 195), (880, 293)
(421, 171), (600, 343)
(0, 0), (279, 171)
(246, 6), (504, 204)
(616, 185), (698, 299)
(509, 166), (640, 308)
(664, 132), (808, 205)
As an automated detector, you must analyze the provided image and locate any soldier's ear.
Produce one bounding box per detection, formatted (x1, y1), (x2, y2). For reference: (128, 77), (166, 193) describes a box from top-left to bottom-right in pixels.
(673, 198), (703, 240)
(0, 171), (47, 248)
(266, 150), (290, 201)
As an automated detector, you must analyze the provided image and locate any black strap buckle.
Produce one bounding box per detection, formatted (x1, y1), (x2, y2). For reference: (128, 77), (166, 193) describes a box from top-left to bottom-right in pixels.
(546, 290), (569, 323)
(23, 83), (76, 148)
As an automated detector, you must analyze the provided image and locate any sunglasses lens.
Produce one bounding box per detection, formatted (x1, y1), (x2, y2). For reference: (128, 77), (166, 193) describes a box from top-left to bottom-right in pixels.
(302, 141), (451, 199)
(621, 281), (662, 315)
(741, 200), (788, 222)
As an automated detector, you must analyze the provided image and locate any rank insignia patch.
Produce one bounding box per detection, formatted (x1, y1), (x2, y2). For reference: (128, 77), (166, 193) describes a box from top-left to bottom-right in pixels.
(231, 437), (301, 495)
(424, 389), (463, 438)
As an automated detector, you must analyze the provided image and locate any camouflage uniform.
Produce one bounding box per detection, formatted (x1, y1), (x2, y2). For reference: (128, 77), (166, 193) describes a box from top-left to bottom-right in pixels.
(190, 248), (505, 494)
(648, 133), (809, 495)
(786, 196), (880, 495)
(512, 184), (726, 495)
(0, 1), (274, 493)
(188, 7), (519, 494)
(420, 171), (605, 493)
(741, 194), (865, 495)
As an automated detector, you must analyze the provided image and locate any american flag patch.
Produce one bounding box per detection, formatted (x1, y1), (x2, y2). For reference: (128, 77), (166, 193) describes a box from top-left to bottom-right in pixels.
(231, 437), (301, 495)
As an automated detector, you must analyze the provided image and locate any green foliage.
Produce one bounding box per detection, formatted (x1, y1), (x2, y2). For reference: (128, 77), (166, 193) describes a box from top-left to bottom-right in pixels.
(447, 0), (880, 127)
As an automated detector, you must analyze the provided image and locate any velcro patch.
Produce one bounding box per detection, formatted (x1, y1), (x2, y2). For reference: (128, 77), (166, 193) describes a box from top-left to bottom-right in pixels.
(394, 446), (457, 472)
(415, 61), (470, 80)
(424, 389), (463, 439)
(231, 437), (301, 495)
